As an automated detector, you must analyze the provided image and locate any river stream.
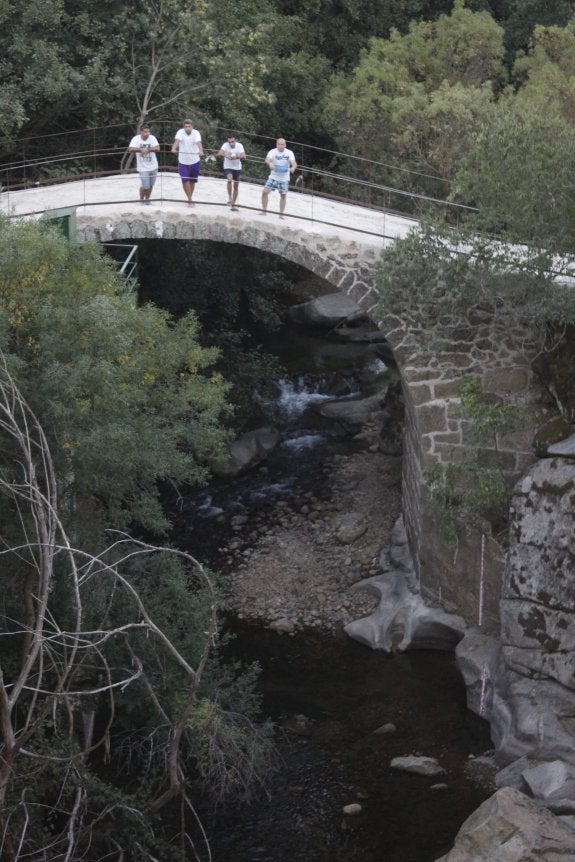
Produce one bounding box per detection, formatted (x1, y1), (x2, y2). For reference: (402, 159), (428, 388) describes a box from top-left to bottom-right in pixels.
(207, 622), (493, 862)
(176, 325), (494, 860)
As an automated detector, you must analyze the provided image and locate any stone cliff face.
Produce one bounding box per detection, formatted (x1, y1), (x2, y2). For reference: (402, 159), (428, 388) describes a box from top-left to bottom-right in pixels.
(458, 445), (575, 815)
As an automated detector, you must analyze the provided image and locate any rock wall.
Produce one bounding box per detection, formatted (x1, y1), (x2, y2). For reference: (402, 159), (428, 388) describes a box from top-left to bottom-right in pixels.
(457, 446), (575, 824)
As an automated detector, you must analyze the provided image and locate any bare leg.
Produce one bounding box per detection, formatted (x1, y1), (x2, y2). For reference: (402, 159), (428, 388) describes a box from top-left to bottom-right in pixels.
(260, 189), (269, 214)
(188, 181), (196, 203)
(279, 193), (287, 219)
(182, 180), (192, 203)
(226, 176), (233, 204)
(231, 180), (240, 209)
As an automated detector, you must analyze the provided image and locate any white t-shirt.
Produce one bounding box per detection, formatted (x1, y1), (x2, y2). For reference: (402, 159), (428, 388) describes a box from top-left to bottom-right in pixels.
(267, 147), (295, 180)
(220, 141), (245, 170)
(175, 128), (202, 165)
(129, 134), (159, 172)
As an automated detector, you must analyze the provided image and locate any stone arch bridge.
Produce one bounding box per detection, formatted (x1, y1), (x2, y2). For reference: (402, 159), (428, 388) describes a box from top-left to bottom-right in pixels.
(1, 173), (543, 636)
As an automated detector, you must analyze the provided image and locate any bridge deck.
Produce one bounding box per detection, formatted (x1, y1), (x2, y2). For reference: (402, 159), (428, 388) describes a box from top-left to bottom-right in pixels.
(0, 173), (418, 249)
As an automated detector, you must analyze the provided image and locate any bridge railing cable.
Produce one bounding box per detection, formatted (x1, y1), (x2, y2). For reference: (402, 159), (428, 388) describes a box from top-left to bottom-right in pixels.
(0, 121), (478, 226)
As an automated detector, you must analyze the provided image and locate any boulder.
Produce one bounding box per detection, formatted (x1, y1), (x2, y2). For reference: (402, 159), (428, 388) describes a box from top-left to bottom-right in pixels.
(317, 392), (387, 429)
(455, 630), (501, 719)
(547, 432), (575, 457)
(390, 755), (445, 777)
(286, 292), (368, 328)
(522, 760), (575, 802)
(345, 569), (466, 652)
(210, 426), (280, 477)
(346, 516), (466, 652)
(486, 457), (575, 772)
(334, 512), (368, 544)
(435, 787), (575, 861)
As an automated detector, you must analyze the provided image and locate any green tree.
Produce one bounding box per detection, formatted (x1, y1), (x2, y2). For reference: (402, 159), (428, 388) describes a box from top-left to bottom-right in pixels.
(271, 0), (453, 71)
(512, 23), (575, 123)
(0, 0), (274, 154)
(453, 102), (575, 251)
(376, 220), (575, 342)
(485, 0), (575, 60)
(0, 217), (230, 541)
(322, 0), (505, 195)
(0, 366), (274, 860)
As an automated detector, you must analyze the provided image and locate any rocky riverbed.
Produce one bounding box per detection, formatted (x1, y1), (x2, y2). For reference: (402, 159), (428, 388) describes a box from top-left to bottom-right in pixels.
(219, 442), (403, 633)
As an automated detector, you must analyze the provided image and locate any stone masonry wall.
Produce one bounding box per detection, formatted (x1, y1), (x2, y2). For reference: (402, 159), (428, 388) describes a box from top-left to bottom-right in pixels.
(382, 312), (552, 636)
(76, 212), (383, 312)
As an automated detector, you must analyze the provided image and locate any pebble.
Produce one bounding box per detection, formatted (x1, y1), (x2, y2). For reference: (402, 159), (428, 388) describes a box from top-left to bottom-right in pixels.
(343, 803), (363, 816)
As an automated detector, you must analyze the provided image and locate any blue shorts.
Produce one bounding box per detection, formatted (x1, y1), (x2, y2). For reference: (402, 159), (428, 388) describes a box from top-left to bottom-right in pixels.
(224, 168), (242, 181)
(179, 162), (201, 183)
(140, 170), (157, 189)
(264, 176), (289, 194)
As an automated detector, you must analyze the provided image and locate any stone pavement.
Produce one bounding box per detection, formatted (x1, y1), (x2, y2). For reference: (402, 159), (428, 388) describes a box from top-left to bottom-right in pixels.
(0, 172), (418, 250)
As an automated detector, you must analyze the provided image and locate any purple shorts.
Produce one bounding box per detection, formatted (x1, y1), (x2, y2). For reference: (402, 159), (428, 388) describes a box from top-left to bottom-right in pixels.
(179, 161), (201, 183)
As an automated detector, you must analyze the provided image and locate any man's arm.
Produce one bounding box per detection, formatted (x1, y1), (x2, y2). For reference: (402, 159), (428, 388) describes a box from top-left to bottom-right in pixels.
(171, 136), (180, 155)
(197, 140), (204, 157)
(289, 156), (297, 174)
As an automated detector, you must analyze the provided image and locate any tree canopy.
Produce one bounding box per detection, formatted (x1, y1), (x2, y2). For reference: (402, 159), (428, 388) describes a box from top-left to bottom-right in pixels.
(0, 217), (230, 540)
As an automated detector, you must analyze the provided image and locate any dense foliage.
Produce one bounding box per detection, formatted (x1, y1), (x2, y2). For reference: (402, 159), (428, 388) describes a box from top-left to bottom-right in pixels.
(0, 219), (275, 861)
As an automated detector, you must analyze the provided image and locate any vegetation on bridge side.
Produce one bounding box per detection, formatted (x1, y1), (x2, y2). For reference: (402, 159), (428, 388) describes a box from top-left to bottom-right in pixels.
(376, 208), (575, 543)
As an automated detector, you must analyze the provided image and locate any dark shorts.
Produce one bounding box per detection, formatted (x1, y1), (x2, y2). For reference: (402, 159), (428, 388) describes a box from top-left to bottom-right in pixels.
(224, 168), (241, 182)
(179, 161), (201, 183)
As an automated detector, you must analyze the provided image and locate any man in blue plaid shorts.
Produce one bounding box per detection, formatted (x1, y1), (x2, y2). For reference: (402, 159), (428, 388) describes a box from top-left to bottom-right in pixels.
(260, 138), (297, 219)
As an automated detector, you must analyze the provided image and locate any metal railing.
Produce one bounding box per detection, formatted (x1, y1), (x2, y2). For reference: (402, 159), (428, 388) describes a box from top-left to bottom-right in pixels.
(0, 121), (478, 226)
(102, 243), (139, 281)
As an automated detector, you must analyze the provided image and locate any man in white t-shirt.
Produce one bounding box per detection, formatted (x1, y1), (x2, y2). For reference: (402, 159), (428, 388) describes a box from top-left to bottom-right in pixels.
(260, 138), (297, 219)
(171, 119), (204, 205)
(217, 135), (246, 210)
(128, 123), (160, 204)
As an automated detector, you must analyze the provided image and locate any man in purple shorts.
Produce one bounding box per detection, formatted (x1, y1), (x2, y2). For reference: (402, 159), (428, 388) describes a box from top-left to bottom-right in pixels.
(260, 138), (297, 219)
(171, 119), (203, 205)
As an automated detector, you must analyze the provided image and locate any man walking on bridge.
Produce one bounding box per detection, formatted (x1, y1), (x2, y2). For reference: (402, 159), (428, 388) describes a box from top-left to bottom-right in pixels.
(128, 123), (160, 204)
(217, 134), (246, 210)
(260, 138), (297, 219)
(171, 119), (203, 206)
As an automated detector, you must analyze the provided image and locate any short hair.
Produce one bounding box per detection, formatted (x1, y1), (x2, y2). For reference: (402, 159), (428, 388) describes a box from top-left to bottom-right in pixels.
(183, 118), (193, 124)
(140, 123), (150, 130)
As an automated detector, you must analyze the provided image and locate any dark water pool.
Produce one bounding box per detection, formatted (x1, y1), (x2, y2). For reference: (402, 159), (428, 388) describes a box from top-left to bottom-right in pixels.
(206, 621), (492, 862)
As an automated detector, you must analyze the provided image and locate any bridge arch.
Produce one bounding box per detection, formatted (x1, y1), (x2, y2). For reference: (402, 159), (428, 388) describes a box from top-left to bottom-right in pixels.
(76, 210), (383, 315)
